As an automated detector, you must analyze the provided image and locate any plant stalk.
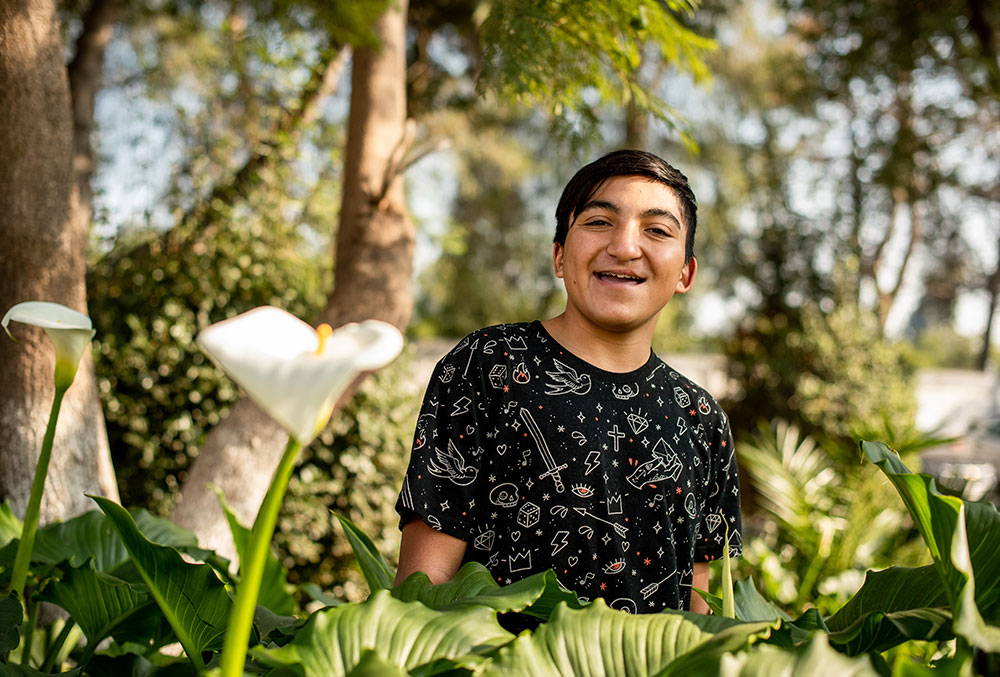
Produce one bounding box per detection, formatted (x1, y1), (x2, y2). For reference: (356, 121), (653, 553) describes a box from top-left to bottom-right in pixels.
(10, 386), (67, 604)
(19, 595), (38, 666)
(219, 437), (302, 677)
(40, 618), (76, 673)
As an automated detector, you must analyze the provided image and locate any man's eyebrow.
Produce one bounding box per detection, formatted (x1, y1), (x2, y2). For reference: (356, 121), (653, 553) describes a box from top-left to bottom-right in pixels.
(640, 208), (682, 227)
(578, 199), (620, 214)
(577, 201), (682, 228)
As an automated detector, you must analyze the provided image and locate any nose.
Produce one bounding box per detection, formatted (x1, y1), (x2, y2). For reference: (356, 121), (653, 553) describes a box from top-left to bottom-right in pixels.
(606, 223), (642, 260)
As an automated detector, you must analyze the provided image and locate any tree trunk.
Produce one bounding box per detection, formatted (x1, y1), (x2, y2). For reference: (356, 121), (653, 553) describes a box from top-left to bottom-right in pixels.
(68, 0), (120, 223)
(0, 0), (118, 524)
(977, 231), (1000, 371)
(173, 0), (414, 560)
(624, 99), (648, 149)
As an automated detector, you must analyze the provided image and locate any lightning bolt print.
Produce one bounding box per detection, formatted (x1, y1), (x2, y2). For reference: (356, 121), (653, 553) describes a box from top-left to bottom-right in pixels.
(551, 530), (570, 556)
(584, 450), (601, 475)
(451, 396), (471, 416)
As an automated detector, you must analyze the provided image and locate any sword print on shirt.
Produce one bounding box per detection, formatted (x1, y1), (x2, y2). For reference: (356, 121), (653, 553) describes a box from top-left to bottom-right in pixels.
(395, 321), (742, 612)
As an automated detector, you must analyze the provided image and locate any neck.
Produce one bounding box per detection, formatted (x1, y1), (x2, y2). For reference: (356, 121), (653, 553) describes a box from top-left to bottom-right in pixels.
(542, 313), (656, 373)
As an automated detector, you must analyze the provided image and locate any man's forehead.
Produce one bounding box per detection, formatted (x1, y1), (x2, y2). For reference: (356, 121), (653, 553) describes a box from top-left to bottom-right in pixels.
(575, 177), (684, 224)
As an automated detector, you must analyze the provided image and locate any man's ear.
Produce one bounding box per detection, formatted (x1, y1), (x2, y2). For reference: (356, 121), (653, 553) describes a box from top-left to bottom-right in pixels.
(553, 242), (565, 279)
(675, 256), (697, 294)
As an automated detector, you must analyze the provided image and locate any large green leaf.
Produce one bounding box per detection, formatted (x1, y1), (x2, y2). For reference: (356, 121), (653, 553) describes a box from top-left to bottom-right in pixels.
(344, 651), (409, 677)
(91, 496), (232, 672)
(950, 503), (1000, 651)
(217, 490), (295, 615)
(84, 652), (199, 677)
(331, 513), (394, 593)
(33, 558), (152, 645)
(0, 501), (22, 550)
(716, 633), (879, 676)
(825, 566), (952, 655)
(392, 562), (584, 620)
(0, 511), (126, 572)
(0, 666), (82, 677)
(253, 589), (513, 676)
(862, 440), (1000, 617)
(481, 598), (775, 677)
(700, 577), (791, 623)
(656, 617), (781, 677)
(827, 441), (1000, 655)
(0, 592), (22, 661)
(0, 509), (210, 574)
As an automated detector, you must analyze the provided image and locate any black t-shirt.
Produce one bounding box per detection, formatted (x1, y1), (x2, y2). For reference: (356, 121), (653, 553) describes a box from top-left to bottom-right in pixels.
(396, 321), (742, 612)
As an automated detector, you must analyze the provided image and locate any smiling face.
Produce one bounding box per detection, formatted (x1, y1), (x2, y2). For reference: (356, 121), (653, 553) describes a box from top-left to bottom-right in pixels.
(553, 175), (696, 338)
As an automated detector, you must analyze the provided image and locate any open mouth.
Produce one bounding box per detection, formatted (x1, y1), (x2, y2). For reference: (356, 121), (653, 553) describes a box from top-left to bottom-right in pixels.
(595, 271), (645, 284)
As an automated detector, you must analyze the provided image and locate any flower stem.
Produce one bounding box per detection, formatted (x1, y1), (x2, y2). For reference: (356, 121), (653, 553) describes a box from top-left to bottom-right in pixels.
(40, 617), (75, 673)
(10, 386), (67, 605)
(219, 437), (302, 677)
(20, 594), (38, 666)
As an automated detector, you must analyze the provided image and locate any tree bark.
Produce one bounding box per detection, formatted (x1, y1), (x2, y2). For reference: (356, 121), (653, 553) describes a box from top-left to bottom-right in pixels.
(0, 0), (118, 523)
(173, 0), (414, 560)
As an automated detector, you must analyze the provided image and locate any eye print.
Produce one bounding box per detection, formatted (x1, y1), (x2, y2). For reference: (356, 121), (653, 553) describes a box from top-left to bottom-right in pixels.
(602, 559), (627, 575)
(571, 484), (595, 498)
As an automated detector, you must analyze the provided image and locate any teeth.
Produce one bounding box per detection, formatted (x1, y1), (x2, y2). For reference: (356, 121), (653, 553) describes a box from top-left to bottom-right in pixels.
(601, 272), (642, 281)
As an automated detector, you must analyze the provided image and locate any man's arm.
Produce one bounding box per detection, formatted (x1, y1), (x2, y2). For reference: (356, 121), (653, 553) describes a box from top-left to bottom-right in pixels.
(394, 518), (468, 586)
(690, 562), (711, 614)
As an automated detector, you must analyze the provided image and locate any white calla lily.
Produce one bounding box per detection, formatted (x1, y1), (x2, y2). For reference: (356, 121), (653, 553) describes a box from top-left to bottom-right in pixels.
(4, 301), (97, 604)
(197, 306), (403, 444)
(3, 301), (96, 389)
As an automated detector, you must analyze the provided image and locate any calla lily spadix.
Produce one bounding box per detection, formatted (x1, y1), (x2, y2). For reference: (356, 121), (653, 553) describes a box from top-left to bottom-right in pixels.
(3, 301), (96, 389)
(197, 306), (403, 445)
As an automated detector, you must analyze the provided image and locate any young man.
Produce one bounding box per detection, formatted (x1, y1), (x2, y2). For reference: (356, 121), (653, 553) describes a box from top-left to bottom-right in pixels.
(394, 150), (741, 614)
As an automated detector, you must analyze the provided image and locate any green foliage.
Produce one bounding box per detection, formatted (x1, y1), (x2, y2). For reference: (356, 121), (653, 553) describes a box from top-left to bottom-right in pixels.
(901, 326), (982, 370)
(734, 421), (927, 613)
(5, 437), (1000, 674)
(485, 601), (773, 677)
(725, 303), (917, 445)
(253, 590), (515, 676)
(479, 0), (714, 147)
(392, 562), (584, 619)
(88, 220), (331, 515)
(331, 513), (395, 594)
(0, 594), (21, 662)
(0, 504), (21, 551)
(717, 634), (878, 677)
(91, 497), (231, 672)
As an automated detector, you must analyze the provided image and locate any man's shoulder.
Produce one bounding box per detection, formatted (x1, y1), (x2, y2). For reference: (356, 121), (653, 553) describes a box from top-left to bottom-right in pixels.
(655, 358), (729, 419)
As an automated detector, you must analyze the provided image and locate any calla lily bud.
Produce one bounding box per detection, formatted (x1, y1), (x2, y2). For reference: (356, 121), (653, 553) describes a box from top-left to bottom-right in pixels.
(3, 301), (97, 389)
(197, 306), (404, 445)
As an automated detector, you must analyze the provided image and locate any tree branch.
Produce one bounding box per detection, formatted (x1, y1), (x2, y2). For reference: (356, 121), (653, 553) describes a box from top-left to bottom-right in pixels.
(165, 46), (349, 253)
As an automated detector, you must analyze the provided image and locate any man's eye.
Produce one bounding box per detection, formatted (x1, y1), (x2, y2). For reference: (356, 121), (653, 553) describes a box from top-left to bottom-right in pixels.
(647, 227), (670, 237)
(584, 219), (611, 227)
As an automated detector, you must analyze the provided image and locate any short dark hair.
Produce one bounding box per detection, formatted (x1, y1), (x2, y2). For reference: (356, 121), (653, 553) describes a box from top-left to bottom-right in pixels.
(554, 150), (697, 262)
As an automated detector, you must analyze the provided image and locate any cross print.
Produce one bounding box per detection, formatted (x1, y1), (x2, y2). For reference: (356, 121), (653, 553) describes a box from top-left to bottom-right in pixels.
(608, 425), (625, 452)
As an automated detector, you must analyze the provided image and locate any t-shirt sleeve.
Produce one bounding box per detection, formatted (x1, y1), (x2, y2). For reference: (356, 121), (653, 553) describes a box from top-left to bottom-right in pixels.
(694, 411), (742, 561)
(395, 340), (487, 542)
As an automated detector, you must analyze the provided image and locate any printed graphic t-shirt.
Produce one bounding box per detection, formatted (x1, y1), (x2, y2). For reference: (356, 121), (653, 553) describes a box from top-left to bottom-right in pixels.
(395, 322), (742, 612)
